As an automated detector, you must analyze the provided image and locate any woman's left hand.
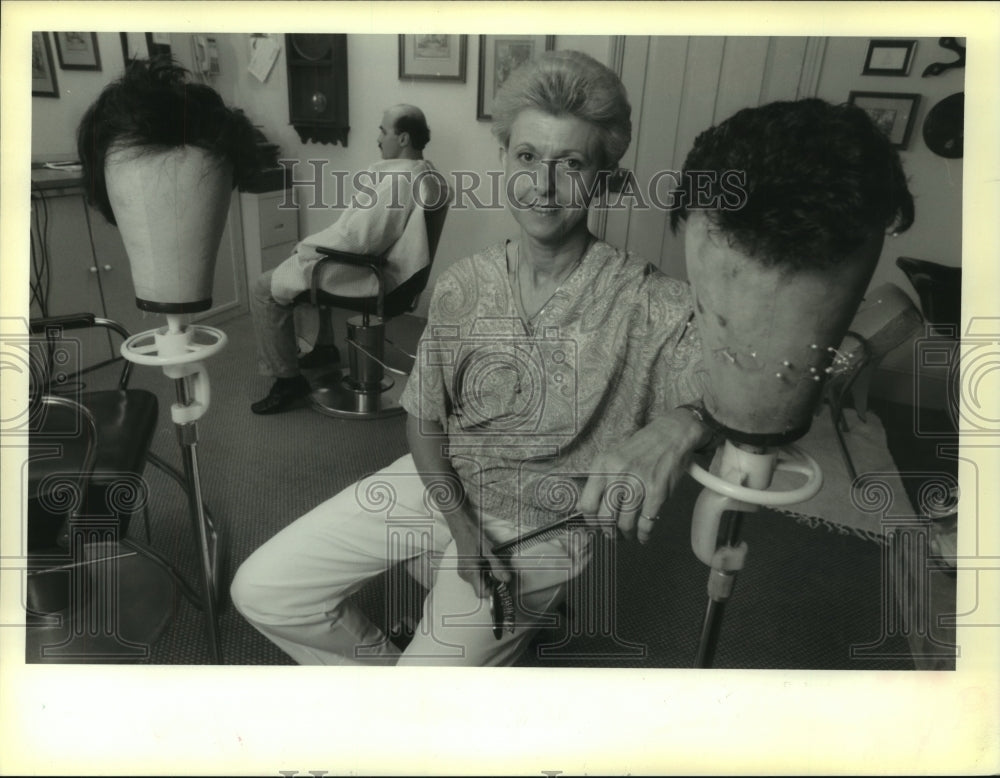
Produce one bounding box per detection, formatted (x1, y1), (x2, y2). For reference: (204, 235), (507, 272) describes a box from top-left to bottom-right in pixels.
(576, 408), (711, 544)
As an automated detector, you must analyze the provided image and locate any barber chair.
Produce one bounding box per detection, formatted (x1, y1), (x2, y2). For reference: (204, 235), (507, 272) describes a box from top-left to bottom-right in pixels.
(25, 314), (221, 661)
(300, 181), (451, 419)
(896, 257), (962, 338)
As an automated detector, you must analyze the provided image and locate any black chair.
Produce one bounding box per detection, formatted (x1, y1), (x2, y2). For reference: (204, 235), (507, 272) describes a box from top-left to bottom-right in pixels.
(26, 314), (221, 661)
(26, 394), (98, 615)
(28, 315), (158, 552)
(896, 257), (962, 337)
(297, 178), (451, 419)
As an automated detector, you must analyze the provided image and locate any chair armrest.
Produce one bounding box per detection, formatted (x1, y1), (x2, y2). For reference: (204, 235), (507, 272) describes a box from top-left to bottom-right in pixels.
(30, 313), (130, 341)
(310, 249), (386, 313)
(30, 314), (133, 389)
(30, 313), (97, 334)
(313, 247), (384, 268)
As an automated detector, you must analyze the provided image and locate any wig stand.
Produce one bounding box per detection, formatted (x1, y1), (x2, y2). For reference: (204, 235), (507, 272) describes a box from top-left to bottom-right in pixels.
(687, 441), (823, 668)
(121, 314), (227, 663)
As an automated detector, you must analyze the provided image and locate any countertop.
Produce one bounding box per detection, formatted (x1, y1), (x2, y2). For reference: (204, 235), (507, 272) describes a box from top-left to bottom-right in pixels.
(31, 165), (84, 192)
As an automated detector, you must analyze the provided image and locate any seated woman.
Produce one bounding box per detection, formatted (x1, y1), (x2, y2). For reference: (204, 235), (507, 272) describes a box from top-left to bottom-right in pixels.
(230, 50), (712, 666)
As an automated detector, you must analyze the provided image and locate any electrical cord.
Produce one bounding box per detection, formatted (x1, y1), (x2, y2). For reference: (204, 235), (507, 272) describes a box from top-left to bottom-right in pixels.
(30, 192), (52, 317)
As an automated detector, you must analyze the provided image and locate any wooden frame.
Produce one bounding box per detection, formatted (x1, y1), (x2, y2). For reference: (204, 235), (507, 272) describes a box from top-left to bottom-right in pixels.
(398, 34), (467, 82)
(32, 32), (59, 97)
(119, 32), (149, 62)
(477, 34), (554, 120)
(145, 32), (172, 59)
(54, 31), (101, 71)
(862, 39), (917, 76)
(848, 91), (921, 149)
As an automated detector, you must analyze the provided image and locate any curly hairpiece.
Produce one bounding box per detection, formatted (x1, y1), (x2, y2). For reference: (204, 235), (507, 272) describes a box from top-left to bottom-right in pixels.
(670, 98), (915, 271)
(77, 55), (267, 225)
(491, 50), (632, 171)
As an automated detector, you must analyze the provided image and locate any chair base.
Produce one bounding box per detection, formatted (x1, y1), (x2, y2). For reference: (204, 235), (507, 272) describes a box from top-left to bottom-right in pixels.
(310, 372), (406, 420)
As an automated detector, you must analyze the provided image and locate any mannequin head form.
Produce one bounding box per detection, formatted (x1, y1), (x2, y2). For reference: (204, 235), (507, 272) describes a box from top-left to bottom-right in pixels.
(672, 99), (914, 444)
(77, 56), (265, 313)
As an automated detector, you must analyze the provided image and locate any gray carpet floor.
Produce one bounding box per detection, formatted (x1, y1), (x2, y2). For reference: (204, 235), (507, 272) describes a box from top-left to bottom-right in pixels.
(25, 310), (942, 669)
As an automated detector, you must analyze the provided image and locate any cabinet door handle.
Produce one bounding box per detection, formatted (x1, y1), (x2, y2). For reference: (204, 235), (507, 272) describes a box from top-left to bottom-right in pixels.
(90, 266), (98, 274)
(103, 264), (113, 272)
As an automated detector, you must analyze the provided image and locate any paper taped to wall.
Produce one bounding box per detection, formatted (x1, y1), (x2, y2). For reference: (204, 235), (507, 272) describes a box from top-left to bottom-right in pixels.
(249, 36), (280, 83)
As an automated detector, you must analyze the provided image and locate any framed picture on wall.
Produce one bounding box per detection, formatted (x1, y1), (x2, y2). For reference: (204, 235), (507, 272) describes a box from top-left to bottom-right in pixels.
(848, 91), (921, 149)
(145, 32), (172, 59)
(477, 34), (554, 120)
(54, 32), (102, 71)
(31, 32), (58, 97)
(862, 39), (917, 76)
(398, 34), (467, 81)
(119, 32), (147, 62)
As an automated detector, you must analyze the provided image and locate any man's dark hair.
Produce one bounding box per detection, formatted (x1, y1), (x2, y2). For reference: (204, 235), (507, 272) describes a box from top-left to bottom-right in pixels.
(670, 98), (915, 270)
(394, 111), (430, 151)
(77, 56), (266, 225)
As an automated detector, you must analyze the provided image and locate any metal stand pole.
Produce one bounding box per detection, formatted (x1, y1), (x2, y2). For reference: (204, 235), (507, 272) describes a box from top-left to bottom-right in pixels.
(174, 375), (222, 663)
(694, 511), (745, 668)
(687, 441), (822, 668)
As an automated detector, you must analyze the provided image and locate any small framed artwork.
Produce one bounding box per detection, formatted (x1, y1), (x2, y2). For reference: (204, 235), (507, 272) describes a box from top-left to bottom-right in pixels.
(862, 39), (917, 76)
(477, 34), (554, 120)
(399, 34), (467, 82)
(119, 32), (150, 63)
(145, 32), (172, 59)
(848, 91), (922, 149)
(54, 31), (102, 71)
(31, 32), (58, 97)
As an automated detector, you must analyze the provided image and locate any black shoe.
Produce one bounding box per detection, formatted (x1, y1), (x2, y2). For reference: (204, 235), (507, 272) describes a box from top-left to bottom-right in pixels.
(251, 375), (311, 415)
(298, 344), (341, 370)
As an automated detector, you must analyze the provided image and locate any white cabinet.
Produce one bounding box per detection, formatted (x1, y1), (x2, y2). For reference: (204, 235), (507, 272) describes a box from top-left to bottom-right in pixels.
(239, 189), (300, 284)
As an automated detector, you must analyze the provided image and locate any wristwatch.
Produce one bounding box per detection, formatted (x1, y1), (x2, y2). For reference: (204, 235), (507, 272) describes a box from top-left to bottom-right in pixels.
(675, 402), (721, 453)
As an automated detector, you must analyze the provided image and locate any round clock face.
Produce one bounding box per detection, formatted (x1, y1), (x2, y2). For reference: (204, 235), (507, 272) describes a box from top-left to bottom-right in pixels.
(923, 92), (964, 159)
(291, 34), (332, 61)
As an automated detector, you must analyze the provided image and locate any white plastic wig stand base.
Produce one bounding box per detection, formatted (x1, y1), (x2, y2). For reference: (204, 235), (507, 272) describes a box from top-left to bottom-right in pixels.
(121, 314), (227, 662)
(686, 440), (823, 668)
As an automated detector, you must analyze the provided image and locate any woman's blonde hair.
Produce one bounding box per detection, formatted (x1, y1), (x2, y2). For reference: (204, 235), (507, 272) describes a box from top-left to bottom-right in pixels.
(491, 50), (632, 171)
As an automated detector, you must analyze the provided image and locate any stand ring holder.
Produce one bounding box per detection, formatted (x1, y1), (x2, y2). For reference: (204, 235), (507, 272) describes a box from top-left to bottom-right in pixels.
(121, 324), (227, 367)
(687, 444), (823, 506)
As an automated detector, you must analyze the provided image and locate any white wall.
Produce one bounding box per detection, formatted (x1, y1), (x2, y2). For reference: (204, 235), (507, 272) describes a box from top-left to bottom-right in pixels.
(222, 33), (613, 313)
(30, 32), (613, 316)
(31, 32), (132, 162)
(814, 37), (964, 300)
(30, 33), (963, 315)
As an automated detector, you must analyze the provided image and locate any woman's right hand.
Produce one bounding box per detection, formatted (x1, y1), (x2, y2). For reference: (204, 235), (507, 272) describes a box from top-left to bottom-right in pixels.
(407, 414), (511, 598)
(446, 508), (511, 599)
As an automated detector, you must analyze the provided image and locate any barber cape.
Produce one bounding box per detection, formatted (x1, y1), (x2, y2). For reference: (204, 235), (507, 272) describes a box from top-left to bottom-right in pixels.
(270, 158), (436, 303)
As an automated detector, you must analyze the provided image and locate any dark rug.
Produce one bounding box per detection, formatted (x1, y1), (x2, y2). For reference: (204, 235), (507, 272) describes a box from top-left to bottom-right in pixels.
(24, 311), (920, 668)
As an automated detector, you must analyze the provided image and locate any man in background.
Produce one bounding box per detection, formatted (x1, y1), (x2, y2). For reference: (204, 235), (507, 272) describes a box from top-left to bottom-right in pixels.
(251, 104), (435, 414)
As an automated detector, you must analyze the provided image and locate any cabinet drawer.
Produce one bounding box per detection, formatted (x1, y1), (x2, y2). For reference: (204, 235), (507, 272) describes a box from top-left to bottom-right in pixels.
(258, 195), (298, 249)
(261, 241), (296, 273)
